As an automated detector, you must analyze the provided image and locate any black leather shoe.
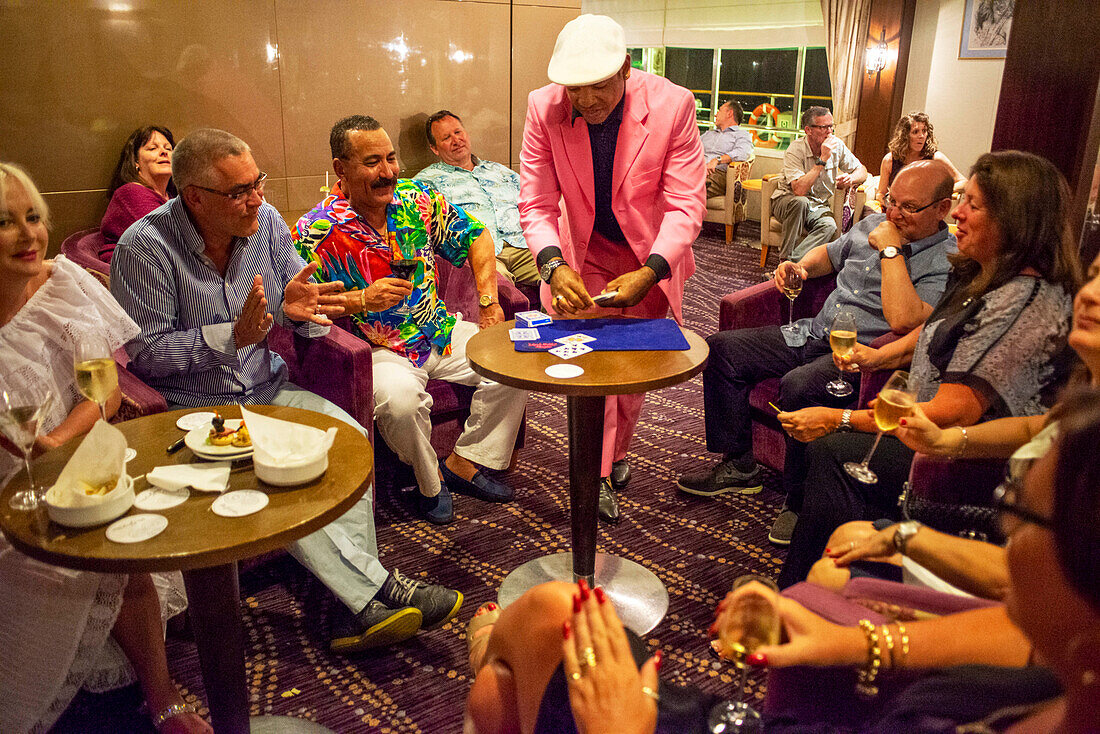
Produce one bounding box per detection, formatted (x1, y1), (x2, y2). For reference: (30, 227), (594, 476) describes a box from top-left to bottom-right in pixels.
(610, 460), (631, 490)
(598, 478), (620, 524)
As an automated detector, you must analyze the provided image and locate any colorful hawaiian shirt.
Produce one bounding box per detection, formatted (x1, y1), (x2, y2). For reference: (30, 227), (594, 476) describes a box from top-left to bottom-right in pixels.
(294, 179), (485, 366)
(414, 157), (527, 255)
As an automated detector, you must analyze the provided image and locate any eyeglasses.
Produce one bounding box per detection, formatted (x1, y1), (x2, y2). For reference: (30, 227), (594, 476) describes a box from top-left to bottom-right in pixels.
(808, 124), (834, 131)
(993, 470), (1052, 533)
(192, 172), (268, 203)
(883, 193), (946, 216)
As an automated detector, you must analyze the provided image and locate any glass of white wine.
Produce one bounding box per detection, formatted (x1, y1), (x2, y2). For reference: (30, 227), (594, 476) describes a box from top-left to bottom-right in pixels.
(708, 575), (781, 734)
(843, 370), (916, 484)
(826, 311), (857, 398)
(779, 268), (803, 340)
(74, 335), (118, 422)
(0, 384), (56, 511)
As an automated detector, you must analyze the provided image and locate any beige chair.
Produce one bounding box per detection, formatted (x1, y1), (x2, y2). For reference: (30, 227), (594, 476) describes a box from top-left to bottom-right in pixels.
(704, 156), (754, 244)
(759, 174), (866, 268)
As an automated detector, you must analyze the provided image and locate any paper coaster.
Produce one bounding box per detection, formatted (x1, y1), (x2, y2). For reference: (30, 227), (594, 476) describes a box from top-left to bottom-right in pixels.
(106, 514), (168, 543)
(134, 486), (189, 511)
(124, 447), (137, 463)
(211, 490), (269, 518)
(545, 364), (585, 379)
(176, 411), (217, 431)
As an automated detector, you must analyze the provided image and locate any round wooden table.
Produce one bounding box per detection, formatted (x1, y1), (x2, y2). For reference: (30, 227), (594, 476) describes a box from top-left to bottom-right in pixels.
(466, 319), (708, 633)
(0, 405), (372, 734)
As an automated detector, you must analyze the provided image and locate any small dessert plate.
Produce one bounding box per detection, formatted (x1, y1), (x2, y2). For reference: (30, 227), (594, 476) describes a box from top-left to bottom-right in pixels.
(176, 412), (217, 431)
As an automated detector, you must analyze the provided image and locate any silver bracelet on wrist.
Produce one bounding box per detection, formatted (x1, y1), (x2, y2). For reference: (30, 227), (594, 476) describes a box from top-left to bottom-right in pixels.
(951, 426), (968, 459)
(153, 702), (196, 729)
(837, 408), (853, 432)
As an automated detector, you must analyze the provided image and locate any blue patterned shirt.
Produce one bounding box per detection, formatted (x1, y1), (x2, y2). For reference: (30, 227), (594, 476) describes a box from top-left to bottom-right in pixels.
(110, 198), (325, 407)
(414, 157), (525, 256)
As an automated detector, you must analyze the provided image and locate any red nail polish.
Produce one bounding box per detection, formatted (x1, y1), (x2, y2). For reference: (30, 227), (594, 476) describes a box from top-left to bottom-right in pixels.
(746, 652), (767, 667)
(487, 602), (497, 611)
(655, 650), (663, 672)
(825, 548), (831, 554)
(563, 621), (572, 639)
(899, 419), (907, 426)
(572, 594), (582, 613)
(579, 579), (591, 601)
(594, 587), (607, 604)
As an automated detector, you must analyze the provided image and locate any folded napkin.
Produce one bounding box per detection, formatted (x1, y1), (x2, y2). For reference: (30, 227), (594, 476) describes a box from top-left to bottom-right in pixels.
(45, 420), (128, 508)
(240, 406), (336, 465)
(148, 462), (231, 493)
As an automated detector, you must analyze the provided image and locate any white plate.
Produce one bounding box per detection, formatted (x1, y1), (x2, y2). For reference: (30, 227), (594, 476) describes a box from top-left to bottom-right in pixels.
(185, 419), (253, 460)
(105, 513), (168, 543)
(211, 490), (269, 517)
(176, 411), (217, 431)
(545, 364), (585, 379)
(134, 486), (190, 511)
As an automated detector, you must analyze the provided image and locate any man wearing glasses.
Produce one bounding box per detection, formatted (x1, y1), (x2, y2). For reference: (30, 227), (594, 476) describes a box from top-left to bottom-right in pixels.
(678, 160), (956, 546)
(111, 128), (465, 652)
(772, 106), (868, 261)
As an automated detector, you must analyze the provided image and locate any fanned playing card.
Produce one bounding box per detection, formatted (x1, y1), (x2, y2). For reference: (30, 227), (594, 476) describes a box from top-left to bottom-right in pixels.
(548, 343), (593, 360)
(555, 333), (596, 345)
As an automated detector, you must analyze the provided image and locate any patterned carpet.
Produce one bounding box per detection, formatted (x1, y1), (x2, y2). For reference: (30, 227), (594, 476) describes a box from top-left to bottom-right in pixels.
(57, 221), (791, 733)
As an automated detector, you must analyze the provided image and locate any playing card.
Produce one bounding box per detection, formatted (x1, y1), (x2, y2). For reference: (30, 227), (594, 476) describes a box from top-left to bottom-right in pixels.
(509, 328), (540, 341)
(555, 333), (596, 345)
(549, 343), (593, 360)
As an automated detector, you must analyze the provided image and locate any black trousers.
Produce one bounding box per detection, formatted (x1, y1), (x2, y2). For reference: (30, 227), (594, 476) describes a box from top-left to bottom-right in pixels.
(778, 431), (915, 588)
(702, 326), (859, 494)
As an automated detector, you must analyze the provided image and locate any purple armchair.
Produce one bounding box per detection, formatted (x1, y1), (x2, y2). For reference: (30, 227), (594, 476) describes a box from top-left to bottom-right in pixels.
(717, 275), (896, 471)
(112, 348), (168, 422)
(59, 228), (110, 287)
(270, 257), (529, 491)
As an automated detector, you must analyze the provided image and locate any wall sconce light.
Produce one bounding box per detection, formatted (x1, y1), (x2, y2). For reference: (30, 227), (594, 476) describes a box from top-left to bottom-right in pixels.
(866, 27), (888, 76)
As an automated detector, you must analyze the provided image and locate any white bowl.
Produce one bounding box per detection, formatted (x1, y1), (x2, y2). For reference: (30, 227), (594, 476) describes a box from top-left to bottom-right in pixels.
(254, 452), (328, 487)
(46, 474), (136, 528)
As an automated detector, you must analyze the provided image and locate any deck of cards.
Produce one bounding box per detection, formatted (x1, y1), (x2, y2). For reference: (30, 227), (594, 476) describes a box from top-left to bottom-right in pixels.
(516, 310), (552, 329)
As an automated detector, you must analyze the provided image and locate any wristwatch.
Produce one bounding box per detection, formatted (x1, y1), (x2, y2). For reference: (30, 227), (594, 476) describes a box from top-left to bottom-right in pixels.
(478, 293), (498, 308)
(814, 157), (827, 167)
(539, 257), (568, 284)
(893, 520), (921, 555)
(880, 246), (902, 260)
(837, 408), (853, 432)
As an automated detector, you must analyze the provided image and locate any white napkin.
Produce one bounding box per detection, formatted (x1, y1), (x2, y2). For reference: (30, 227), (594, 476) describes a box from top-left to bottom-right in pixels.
(240, 406), (336, 465)
(45, 420), (128, 508)
(147, 462), (231, 493)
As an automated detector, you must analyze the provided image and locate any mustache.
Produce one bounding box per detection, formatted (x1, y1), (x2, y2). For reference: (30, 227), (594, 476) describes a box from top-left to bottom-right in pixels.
(372, 177), (397, 189)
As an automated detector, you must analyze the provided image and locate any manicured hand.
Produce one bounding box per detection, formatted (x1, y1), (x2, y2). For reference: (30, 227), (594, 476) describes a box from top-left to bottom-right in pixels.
(234, 275), (274, 348)
(774, 260), (809, 294)
(778, 406), (843, 443)
(825, 524), (898, 567)
(745, 596), (866, 669)
(550, 264), (596, 315)
(602, 267), (658, 308)
(282, 262), (347, 325)
(890, 404), (950, 454)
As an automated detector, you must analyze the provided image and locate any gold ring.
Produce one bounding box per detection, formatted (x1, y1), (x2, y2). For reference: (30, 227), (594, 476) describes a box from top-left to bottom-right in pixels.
(553, 294), (564, 301)
(582, 646), (597, 668)
(641, 686), (659, 702)
(570, 671), (582, 681)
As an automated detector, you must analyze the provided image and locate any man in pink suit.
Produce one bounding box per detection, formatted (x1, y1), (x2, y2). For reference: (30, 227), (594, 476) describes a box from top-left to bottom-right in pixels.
(519, 14), (707, 523)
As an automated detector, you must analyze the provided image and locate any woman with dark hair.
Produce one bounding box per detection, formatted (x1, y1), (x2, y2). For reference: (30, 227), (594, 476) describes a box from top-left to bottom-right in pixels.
(775, 150), (1082, 586)
(875, 113), (965, 209)
(99, 125), (175, 263)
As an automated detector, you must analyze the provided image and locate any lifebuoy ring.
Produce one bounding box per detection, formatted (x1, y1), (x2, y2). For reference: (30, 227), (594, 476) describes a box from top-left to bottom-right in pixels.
(749, 103), (781, 148)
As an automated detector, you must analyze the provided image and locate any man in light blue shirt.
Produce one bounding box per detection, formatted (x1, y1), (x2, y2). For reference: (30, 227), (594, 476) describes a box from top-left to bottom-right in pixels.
(415, 110), (539, 286)
(699, 100), (754, 197)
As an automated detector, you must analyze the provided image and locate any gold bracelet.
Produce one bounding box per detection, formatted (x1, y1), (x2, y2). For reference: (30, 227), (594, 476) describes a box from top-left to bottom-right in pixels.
(856, 619), (882, 697)
(880, 624), (895, 670)
(951, 426), (968, 459)
(894, 622), (910, 669)
(358, 289), (367, 313)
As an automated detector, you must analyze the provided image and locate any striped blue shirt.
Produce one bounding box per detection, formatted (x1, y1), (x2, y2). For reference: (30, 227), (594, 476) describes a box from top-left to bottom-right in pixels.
(110, 198), (326, 407)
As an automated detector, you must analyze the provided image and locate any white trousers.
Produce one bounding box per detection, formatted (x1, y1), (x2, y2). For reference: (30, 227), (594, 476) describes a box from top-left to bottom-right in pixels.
(372, 319), (528, 497)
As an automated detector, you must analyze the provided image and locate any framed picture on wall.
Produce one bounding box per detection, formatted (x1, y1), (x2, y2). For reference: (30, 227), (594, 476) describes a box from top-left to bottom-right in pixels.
(960, 0), (1014, 58)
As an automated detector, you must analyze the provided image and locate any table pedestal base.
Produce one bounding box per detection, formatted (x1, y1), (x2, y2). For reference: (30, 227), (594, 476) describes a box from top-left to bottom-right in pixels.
(250, 715), (334, 733)
(497, 552), (669, 634)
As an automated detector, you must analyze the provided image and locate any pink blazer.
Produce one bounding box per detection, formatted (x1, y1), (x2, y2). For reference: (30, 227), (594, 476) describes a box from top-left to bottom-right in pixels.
(518, 70), (707, 322)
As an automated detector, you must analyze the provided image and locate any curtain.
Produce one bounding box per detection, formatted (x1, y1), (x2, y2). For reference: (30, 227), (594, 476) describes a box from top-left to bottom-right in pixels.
(820, 0), (873, 147)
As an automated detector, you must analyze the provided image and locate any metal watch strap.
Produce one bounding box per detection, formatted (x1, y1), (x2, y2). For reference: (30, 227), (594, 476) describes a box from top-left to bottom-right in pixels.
(540, 257), (567, 283)
(893, 520), (921, 555)
(837, 408), (853, 432)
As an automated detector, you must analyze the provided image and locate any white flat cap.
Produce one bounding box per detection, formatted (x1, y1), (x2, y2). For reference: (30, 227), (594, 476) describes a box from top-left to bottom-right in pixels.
(547, 14), (627, 86)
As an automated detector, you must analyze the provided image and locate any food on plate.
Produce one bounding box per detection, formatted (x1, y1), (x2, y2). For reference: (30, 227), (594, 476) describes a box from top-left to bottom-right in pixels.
(232, 422), (251, 447)
(206, 412), (252, 448)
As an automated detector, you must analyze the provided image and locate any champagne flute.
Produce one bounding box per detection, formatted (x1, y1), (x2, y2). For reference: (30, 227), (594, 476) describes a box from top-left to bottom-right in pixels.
(708, 575), (781, 734)
(389, 258), (418, 316)
(74, 334), (118, 422)
(843, 370), (916, 484)
(779, 268), (803, 339)
(0, 384), (56, 511)
(826, 311), (857, 398)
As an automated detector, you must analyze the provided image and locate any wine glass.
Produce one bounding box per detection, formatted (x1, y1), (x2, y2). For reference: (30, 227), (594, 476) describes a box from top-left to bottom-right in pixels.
(389, 258), (418, 316)
(74, 335), (118, 422)
(843, 370), (916, 484)
(779, 268), (803, 340)
(0, 384), (56, 511)
(708, 575), (781, 733)
(826, 311), (857, 398)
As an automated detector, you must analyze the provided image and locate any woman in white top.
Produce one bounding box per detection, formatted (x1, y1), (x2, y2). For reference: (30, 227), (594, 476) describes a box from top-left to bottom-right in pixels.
(0, 163), (209, 733)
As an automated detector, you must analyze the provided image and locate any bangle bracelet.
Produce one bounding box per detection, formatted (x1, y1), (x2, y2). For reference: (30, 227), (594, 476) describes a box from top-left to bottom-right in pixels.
(951, 426), (968, 458)
(894, 622), (910, 669)
(880, 624), (895, 670)
(153, 702), (196, 729)
(856, 619), (882, 697)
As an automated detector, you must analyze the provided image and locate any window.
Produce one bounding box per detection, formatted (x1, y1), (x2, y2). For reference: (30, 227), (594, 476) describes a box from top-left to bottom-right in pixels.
(663, 48), (715, 126)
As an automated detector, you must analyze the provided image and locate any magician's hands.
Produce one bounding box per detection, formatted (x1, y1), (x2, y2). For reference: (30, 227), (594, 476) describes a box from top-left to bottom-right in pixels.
(549, 264), (657, 315)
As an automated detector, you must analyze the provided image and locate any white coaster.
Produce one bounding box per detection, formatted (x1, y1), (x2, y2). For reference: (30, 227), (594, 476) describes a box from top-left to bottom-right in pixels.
(211, 490), (269, 518)
(124, 447), (137, 463)
(134, 486), (189, 511)
(545, 364), (585, 379)
(105, 514), (168, 543)
(176, 411), (217, 431)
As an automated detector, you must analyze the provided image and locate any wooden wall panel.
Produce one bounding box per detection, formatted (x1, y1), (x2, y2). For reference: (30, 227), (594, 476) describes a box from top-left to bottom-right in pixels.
(853, 0), (917, 172)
